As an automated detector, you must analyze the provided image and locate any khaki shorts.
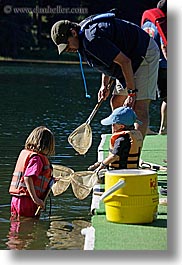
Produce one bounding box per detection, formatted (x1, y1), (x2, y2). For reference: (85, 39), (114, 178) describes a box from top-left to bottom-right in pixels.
(112, 38), (160, 100)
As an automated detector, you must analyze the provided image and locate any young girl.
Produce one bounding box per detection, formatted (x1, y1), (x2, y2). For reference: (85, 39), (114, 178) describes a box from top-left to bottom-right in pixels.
(9, 126), (55, 218)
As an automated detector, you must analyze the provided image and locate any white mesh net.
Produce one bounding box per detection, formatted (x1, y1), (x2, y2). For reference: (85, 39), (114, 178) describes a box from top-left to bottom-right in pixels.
(52, 165), (74, 196)
(68, 123), (92, 155)
(71, 171), (98, 200)
(52, 165), (98, 200)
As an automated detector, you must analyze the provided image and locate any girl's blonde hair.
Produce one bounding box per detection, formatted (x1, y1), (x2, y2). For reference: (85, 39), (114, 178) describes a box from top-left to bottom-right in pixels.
(25, 126), (55, 156)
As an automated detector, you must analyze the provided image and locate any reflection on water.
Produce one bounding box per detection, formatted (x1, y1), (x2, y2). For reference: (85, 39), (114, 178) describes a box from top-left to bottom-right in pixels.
(0, 62), (161, 250)
(6, 217), (47, 250)
(6, 216), (90, 250)
(47, 219), (90, 250)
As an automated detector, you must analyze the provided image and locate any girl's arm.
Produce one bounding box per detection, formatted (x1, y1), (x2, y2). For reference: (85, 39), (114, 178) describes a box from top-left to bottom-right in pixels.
(24, 176), (45, 209)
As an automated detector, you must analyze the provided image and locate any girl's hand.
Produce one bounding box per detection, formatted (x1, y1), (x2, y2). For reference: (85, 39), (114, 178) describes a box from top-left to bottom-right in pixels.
(34, 197), (45, 209)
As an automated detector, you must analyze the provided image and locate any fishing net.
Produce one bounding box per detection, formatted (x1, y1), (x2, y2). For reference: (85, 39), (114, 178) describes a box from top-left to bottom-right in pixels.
(68, 80), (114, 155)
(71, 171), (98, 200)
(52, 165), (74, 196)
(68, 123), (92, 155)
(52, 165), (98, 199)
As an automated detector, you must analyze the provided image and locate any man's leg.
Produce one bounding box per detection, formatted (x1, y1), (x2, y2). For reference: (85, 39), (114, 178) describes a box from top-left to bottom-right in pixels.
(110, 94), (127, 110)
(134, 99), (151, 139)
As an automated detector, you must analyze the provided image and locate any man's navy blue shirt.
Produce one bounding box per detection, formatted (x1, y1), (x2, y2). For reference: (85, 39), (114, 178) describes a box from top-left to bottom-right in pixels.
(78, 18), (150, 85)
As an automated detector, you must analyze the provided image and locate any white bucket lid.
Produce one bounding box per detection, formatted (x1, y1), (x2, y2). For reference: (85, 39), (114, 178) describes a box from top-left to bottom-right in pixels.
(105, 169), (156, 176)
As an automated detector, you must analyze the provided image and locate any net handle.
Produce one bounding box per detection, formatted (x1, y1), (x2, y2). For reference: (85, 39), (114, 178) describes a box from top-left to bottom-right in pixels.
(86, 100), (103, 125)
(86, 79), (114, 125)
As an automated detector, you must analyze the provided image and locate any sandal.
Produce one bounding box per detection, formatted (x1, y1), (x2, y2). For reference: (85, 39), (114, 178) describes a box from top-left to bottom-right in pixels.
(160, 186), (167, 196)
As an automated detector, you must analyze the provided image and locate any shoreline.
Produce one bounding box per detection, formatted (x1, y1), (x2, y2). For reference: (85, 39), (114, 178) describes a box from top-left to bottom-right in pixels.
(0, 58), (86, 65)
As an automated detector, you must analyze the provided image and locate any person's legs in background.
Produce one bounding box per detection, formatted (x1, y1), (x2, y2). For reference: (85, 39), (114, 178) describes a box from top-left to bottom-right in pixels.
(159, 99), (167, 134)
(157, 68), (167, 134)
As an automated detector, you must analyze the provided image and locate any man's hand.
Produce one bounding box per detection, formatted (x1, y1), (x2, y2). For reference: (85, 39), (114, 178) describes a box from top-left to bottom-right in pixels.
(123, 95), (136, 108)
(98, 85), (110, 102)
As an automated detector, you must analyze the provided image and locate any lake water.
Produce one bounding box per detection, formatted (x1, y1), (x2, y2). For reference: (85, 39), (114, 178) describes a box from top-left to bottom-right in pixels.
(0, 61), (161, 250)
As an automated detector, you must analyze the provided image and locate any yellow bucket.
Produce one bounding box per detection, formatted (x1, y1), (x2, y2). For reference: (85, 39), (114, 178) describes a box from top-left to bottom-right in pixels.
(103, 169), (159, 224)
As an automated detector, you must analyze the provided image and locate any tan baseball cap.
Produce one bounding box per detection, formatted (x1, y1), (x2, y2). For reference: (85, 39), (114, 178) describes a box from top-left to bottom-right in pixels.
(51, 20), (72, 54)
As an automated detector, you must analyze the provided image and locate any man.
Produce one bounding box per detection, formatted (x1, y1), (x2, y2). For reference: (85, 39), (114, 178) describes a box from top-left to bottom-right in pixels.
(51, 13), (160, 137)
(141, 0), (167, 135)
